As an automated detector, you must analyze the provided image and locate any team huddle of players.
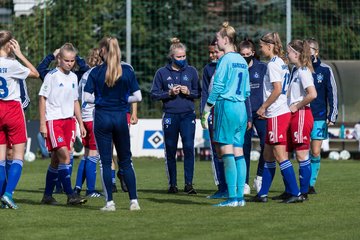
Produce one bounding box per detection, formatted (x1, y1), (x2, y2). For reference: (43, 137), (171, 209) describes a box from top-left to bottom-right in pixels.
(199, 24), (337, 207)
(0, 21), (337, 210)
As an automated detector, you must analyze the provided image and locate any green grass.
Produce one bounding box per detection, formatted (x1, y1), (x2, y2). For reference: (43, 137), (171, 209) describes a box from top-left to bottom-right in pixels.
(1, 157), (360, 240)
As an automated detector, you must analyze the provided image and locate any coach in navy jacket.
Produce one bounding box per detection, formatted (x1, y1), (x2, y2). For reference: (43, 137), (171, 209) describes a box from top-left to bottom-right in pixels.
(151, 39), (200, 194)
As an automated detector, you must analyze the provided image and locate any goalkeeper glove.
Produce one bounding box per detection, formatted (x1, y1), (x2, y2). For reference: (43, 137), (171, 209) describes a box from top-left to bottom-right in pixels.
(201, 103), (213, 129)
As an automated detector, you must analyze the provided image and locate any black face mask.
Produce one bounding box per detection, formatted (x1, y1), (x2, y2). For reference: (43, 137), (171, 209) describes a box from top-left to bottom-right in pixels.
(243, 55), (254, 64)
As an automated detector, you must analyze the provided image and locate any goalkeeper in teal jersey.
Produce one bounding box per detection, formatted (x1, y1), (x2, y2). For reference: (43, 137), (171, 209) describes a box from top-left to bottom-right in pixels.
(201, 21), (250, 207)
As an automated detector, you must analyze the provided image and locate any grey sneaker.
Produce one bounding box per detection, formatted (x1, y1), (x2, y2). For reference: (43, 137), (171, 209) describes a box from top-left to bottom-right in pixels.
(41, 195), (59, 205)
(67, 193), (87, 205)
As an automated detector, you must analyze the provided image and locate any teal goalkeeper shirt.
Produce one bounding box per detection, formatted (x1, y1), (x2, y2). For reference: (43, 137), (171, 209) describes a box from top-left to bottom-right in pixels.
(207, 52), (250, 105)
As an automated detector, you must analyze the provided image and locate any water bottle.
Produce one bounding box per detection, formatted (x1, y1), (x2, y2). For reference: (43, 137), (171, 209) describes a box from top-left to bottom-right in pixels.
(339, 124), (345, 139)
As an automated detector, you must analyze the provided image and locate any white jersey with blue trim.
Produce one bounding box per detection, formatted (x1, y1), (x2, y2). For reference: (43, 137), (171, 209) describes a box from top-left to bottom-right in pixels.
(38, 67), (79, 120)
(0, 57), (30, 101)
(79, 68), (95, 122)
(288, 66), (314, 106)
(263, 56), (290, 117)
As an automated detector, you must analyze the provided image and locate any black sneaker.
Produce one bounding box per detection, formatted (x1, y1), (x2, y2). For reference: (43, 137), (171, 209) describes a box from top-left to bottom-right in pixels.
(248, 195), (268, 203)
(73, 187), (81, 196)
(116, 171), (128, 192)
(184, 184), (197, 194)
(308, 186), (317, 194)
(167, 186), (179, 194)
(281, 195), (303, 203)
(67, 194), (87, 205)
(300, 193), (309, 201)
(272, 192), (292, 200)
(112, 184), (118, 193)
(41, 195), (59, 205)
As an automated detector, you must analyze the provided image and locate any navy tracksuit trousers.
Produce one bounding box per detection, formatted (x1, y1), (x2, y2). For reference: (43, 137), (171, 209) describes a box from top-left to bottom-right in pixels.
(243, 113), (267, 183)
(94, 109), (137, 202)
(163, 111), (196, 187)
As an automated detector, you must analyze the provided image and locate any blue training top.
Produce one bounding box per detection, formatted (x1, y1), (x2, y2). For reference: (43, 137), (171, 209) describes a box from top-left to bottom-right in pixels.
(84, 63), (140, 112)
(310, 58), (338, 123)
(200, 61), (216, 115)
(248, 58), (267, 113)
(151, 63), (200, 114)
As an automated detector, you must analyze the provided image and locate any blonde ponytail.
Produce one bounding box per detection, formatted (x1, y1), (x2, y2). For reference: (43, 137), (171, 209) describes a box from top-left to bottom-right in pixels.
(99, 37), (122, 87)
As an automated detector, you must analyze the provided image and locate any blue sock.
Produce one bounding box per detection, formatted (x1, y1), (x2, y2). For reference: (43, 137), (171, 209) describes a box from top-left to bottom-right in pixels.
(112, 169), (116, 184)
(0, 160), (6, 196)
(279, 160), (300, 196)
(235, 156), (246, 200)
(222, 154), (237, 198)
(299, 159), (311, 194)
(3, 160), (13, 195)
(86, 155), (99, 193)
(122, 162), (137, 200)
(58, 163), (73, 195)
(310, 155), (321, 187)
(44, 166), (58, 196)
(258, 161), (276, 197)
(55, 178), (62, 191)
(5, 159), (12, 175)
(75, 157), (86, 189)
(69, 153), (74, 176)
(4, 159), (23, 197)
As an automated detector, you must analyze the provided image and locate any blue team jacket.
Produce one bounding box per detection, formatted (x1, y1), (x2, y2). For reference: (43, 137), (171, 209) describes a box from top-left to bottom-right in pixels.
(310, 58), (338, 123)
(151, 63), (201, 114)
(249, 58), (267, 113)
(200, 61), (216, 115)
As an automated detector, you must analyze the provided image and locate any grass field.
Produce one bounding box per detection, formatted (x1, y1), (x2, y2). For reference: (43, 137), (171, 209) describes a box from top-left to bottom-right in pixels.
(1, 157), (359, 240)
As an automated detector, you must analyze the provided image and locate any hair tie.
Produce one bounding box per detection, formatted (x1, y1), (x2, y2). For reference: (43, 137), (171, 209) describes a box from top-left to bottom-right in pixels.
(260, 38), (275, 45)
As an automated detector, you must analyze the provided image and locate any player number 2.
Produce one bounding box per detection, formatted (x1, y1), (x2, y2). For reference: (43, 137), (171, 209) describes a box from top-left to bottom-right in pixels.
(0, 77), (9, 99)
(236, 72), (243, 95)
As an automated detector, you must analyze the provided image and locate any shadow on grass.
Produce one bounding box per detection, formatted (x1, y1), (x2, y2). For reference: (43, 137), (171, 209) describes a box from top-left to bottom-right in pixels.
(13, 198), (101, 210)
(143, 197), (211, 205)
(15, 188), (44, 194)
(138, 188), (219, 199)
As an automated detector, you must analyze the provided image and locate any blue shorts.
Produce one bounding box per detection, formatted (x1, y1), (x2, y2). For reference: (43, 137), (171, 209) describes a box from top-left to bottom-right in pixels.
(311, 120), (328, 140)
(213, 100), (247, 147)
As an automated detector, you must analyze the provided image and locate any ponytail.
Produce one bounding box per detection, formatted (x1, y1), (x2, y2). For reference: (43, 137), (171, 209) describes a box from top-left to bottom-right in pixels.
(288, 39), (314, 72)
(218, 21), (237, 51)
(260, 32), (286, 62)
(99, 37), (122, 87)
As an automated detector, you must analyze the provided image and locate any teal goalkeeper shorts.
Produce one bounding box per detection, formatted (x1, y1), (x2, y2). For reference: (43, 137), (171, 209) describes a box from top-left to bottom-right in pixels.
(311, 120), (328, 140)
(213, 99), (247, 147)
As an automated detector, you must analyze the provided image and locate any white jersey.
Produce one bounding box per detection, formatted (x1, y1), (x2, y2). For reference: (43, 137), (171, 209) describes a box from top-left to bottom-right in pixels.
(288, 67), (314, 106)
(0, 57), (30, 101)
(79, 68), (95, 122)
(39, 67), (78, 120)
(263, 56), (290, 117)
